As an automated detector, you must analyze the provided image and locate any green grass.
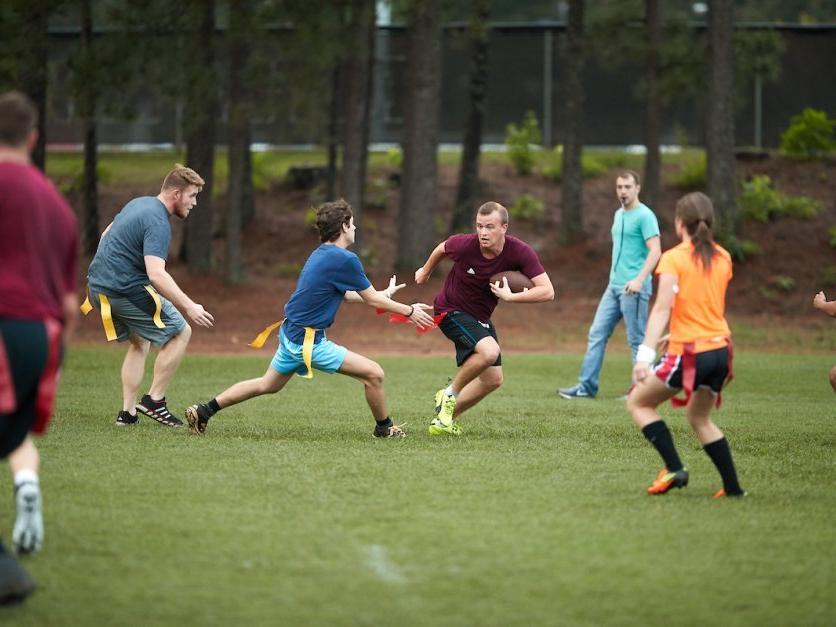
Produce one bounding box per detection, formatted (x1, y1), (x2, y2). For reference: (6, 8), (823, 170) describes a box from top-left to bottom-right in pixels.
(2, 347), (833, 626)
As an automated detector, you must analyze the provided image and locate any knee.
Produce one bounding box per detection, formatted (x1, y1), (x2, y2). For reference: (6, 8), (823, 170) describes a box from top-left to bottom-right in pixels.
(262, 377), (283, 394)
(130, 337), (151, 356)
(178, 324), (193, 343)
(364, 363), (385, 388)
(477, 343), (501, 366)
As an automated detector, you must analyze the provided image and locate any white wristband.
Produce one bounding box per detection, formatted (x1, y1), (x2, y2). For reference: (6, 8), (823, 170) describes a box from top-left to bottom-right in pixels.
(636, 344), (656, 364)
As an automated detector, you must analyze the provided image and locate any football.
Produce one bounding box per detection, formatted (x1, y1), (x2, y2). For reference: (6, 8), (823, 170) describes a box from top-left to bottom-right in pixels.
(489, 271), (533, 293)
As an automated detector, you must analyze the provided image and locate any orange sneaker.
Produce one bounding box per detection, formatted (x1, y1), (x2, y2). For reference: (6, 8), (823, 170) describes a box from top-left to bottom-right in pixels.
(714, 488), (747, 498)
(647, 468), (689, 495)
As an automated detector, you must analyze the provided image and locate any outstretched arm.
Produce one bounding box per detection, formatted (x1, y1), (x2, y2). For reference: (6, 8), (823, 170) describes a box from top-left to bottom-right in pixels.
(490, 272), (555, 303)
(415, 241), (447, 284)
(145, 256), (214, 328)
(355, 285), (435, 329)
(813, 291), (836, 317)
(345, 275), (405, 303)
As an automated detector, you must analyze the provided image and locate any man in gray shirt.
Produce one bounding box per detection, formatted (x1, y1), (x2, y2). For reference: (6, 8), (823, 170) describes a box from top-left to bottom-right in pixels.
(85, 164), (214, 427)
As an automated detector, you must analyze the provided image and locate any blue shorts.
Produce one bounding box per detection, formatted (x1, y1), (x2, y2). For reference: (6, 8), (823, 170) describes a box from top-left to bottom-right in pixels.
(88, 287), (186, 346)
(270, 327), (347, 376)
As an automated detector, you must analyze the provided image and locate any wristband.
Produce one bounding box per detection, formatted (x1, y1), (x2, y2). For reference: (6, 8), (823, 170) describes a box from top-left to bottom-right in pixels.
(407, 305), (414, 318)
(636, 344), (656, 364)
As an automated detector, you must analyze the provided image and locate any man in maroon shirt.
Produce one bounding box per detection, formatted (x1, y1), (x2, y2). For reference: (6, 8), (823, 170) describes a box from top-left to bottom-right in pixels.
(0, 91), (79, 604)
(415, 202), (555, 435)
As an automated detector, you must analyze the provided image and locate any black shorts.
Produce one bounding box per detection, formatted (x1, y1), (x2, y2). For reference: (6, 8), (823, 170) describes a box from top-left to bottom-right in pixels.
(438, 310), (501, 368)
(0, 320), (49, 458)
(653, 347), (730, 394)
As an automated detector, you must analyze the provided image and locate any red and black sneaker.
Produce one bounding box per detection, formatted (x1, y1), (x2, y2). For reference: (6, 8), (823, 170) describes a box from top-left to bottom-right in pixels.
(136, 395), (182, 428)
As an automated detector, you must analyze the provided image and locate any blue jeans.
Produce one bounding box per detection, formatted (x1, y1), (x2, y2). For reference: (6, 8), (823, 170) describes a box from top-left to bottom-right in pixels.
(576, 284), (650, 396)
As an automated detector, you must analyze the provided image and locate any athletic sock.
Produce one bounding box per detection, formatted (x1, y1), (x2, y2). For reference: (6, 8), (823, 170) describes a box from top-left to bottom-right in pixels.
(641, 421), (684, 473)
(13, 469), (38, 489)
(205, 398), (221, 417)
(374, 416), (393, 435)
(703, 437), (743, 495)
(444, 385), (458, 398)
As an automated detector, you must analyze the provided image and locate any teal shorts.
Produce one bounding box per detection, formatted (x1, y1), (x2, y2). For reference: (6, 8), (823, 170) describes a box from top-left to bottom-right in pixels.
(270, 327), (347, 376)
(88, 287), (186, 346)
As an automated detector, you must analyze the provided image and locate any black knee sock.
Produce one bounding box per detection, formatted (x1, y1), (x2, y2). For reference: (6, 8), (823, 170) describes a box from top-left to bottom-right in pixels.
(703, 437), (743, 495)
(641, 421), (684, 472)
(206, 398), (221, 416)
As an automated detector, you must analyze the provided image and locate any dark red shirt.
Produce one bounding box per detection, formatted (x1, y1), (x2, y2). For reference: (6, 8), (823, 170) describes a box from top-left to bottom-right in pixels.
(434, 234), (545, 321)
(0, 162), (78, 323)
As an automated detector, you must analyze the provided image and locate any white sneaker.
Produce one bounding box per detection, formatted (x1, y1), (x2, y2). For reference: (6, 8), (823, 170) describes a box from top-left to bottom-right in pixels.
(12, 483), (43, 555)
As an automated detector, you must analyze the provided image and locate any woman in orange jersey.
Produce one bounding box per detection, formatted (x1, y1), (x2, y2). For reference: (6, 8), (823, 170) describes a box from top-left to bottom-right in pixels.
(627, 192), (745, 497)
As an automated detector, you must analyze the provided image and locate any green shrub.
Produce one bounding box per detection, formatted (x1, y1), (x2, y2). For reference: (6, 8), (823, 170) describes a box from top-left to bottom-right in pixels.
(822, 265), (836, 285)
(62, 164), (112, 195)
(542, 150), (608, 181)
(740, 175), (821, 222)
(386, 147), (402, 169)
(505, 111), (541, 176)
(718, 235), (762, 262)
(667, 156), (705, 189)
(251, 153), (273, 192)
(829, 227), (836, 249)
(771, 275), (796, 292)
(780, 108), (835, 159)
(509, 194), (545, 220)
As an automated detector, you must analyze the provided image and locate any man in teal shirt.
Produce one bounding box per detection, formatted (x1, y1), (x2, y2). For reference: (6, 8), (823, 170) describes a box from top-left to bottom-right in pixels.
(559, 171), (661, 399)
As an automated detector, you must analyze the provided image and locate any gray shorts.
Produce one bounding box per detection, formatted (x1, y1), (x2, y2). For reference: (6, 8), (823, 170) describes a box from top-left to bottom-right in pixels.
(88, 286), (186, 345)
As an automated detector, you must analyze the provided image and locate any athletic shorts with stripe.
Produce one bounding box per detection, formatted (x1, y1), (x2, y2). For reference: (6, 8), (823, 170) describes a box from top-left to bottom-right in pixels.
(438, 310), (501, 367)
(653, 346), (730, 394)
(0, 320), (50, 457)
(88, 286), (186, 345)
(270, 326), (348, 376)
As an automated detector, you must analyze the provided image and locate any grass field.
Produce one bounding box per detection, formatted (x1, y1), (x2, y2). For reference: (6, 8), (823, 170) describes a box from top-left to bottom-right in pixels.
(1, 347), (834, 626)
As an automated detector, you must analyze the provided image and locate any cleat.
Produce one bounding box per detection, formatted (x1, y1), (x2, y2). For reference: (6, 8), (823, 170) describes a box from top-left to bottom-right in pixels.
(428, 417), (462, 436)
(557, 384), (594, 399)
(0, 550), (35, 606)
(647, 468), (689, 495)
(115, 410), (139, 426)
(136, 395), (182, 428)
(374, 423), (407, 438)
(185, 404), (210, 435)
(714, 488), (747, 498)
(12, 483), (43, 555)
(434, 388), (457, 424)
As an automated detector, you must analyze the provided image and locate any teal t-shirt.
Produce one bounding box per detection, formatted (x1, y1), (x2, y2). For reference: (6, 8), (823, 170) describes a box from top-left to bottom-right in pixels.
(608, 202), (660, 289)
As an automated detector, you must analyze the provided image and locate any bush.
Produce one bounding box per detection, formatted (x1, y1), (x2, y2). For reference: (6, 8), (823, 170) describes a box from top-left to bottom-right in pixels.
(505, 111), (541, 176)
(666, 156), (705, 189)
(718, 235), (762, 262)
(62, 164), (112, 195)
(740, 175), (821, 222)
(509, 194), (545, 221)
(542, 149), (609, 182)
(830, 226), (836, 249)
(780, 108), (835, 159)
(385, 147), (402, 169)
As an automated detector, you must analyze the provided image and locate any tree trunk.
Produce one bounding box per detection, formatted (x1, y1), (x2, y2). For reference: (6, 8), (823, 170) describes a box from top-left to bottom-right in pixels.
(241, 128), (255, 228)
(560, 0), (585, 244)
(18, 1), (49, 171)
(706, 0), (738, 236)
(182, 0), (217, 272)
(80, 0), (98, 257)
(326, 65), (341, 201)
(397, 1), (443, 271)
(643, 0), (661, 211)
(451, 0), (490, 233)
(340, 0), (376, 253)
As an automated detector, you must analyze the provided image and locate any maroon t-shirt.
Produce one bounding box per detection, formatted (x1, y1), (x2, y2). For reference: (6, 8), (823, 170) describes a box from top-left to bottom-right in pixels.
(0, 162), (78, 323)
(434, 234), (545, 321)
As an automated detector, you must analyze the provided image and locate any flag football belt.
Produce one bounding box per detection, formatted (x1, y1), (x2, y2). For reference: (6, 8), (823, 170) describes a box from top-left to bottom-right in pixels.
(0, 317), (63, 434)
(248, 318), (318, 379)
(671, 337), (733, 409)
(80, 285), (166, 341)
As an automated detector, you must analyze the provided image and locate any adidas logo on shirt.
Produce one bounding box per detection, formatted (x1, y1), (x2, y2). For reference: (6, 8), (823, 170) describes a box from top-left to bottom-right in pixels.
(467, 268), (476, 275)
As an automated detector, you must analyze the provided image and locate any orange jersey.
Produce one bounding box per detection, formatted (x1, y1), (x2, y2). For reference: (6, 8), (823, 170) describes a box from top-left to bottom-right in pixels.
(656, 241), (732, 355)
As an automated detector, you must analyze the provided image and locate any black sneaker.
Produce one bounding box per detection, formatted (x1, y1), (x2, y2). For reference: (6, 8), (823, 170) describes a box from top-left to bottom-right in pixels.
(0, 547), (35, 606)
(116, 410), (139, 426)
(185, 404), (210, 435)
(136, 395), (182, 428)
(373, 423), (406, 438)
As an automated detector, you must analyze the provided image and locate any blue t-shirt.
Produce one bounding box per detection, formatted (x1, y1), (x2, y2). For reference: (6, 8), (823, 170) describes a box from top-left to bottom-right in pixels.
(87, 196), (171, 296)
(282, 244), (372, 344)
(609, 202), (660, 289)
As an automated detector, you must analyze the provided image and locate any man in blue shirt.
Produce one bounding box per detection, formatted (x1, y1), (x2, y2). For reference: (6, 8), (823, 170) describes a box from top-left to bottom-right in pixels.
(84, 164), (215, 427)
(558, 171), (661, 399)
(185, 199), (434, 438)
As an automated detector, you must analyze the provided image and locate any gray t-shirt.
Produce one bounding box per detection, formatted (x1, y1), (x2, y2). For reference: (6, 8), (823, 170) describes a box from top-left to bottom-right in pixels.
(87, 196), (171, 295)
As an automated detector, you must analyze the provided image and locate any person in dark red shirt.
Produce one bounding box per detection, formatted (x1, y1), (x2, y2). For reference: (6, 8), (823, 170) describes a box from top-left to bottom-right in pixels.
(415, 202), (555, 435)
(0, 91), (79, 604)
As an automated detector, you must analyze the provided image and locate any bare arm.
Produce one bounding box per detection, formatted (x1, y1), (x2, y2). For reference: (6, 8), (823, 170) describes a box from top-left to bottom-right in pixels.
(813, 291), (836, 317)
(144, 255), (214, 328)
(415, 241), (447, 284)
(624, 236), (661, 294)
(633, 272), (676, 382)
(61, 293), (79, 343)
(355, 286), (435, 329)
(345, 275), (405, 303)
(490, 272), (555, 303)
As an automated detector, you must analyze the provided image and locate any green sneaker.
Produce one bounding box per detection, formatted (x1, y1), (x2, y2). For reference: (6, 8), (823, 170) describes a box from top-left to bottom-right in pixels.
(434, 388), (457, 424)
(428, 417), (462, 436)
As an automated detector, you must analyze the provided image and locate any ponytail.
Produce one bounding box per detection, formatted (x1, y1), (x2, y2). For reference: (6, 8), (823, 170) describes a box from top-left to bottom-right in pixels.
(675, 192), (718, 273)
